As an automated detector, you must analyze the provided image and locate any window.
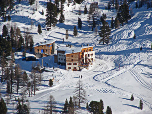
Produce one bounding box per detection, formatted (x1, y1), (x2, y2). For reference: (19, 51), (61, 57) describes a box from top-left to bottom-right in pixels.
(68, 63), (71, 65)
(37, 49), (39, 52)
(61, 58), (63, 60)
(73, 63), (77, 65)
(71, 59), (73, 61)
(59, 58), (60, 60)
(68, 67), (71, 69)
(74, 67), (76, 69)
(64, 59), (66, 61)
(41, 49), (43, 53)
(46, 50), (47, 52)
(88, 54), (90, 57)
(71, 55), (73, 57)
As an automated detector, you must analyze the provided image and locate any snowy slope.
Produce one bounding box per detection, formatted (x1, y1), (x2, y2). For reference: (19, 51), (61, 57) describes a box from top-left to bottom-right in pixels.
(0, 0), (152, 114)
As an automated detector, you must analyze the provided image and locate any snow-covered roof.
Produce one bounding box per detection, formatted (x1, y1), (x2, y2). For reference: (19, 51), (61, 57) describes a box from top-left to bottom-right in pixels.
(57, 45), (93, 54)
(34, 39), (55, 47)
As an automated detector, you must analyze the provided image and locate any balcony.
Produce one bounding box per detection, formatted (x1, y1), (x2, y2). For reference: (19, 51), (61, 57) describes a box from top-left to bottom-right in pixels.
(78, 63), (89, 67)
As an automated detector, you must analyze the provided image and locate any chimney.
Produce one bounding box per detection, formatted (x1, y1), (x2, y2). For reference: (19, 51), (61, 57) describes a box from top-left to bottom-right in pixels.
(81, 44), (83, 47)
(70, 45), (72, 48)
(42, 59), (43, 67)
(87, 44), (89, 46)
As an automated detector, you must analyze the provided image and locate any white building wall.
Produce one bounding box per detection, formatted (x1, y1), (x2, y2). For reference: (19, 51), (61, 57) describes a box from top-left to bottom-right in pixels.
(58, 53), (66, 63)
(66, 62), (79, 71)
(84, 51), (95, 63)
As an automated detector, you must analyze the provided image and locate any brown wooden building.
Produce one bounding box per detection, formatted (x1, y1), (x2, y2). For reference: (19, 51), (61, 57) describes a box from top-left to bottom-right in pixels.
(34, 40), (55, 58)
(57, 45), (95, 71)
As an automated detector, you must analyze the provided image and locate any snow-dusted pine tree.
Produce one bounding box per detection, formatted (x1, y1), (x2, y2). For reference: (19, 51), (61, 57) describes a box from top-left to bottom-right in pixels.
(73, 26), (78, 36)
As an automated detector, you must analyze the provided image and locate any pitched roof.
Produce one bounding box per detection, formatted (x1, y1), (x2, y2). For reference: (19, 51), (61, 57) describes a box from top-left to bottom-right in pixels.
(57, 45), (93, 54)
(34, 39), (55, 47)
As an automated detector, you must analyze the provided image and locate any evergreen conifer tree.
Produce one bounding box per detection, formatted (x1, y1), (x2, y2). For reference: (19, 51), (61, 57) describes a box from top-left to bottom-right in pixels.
(15, 64), (22, 94)
(8, 15), (11, 21)
(10, 65), (14, 93)
(131, 94), (134, 101)
(30, 37), (34, 52)
(16, 98), (29, 114)
(93, 17), (96, 28)
(115, 0), (119, 10)
(114, 17), (120, 29)
(136, 2), (138, 8)
(29, 0), (35, 5)
(55, 0), (59, 12)
(18, 35), (23, 51)
(100, 99), (104, 111)
(133, 33), (136, 39)
(73, 26), (78, 36)
(16, 27), (21, 37)
(49, 79), (53, 87)
(38, 24), (42, 34)
(108, 2), (111, 10)
(59, 13), (65, 23)
(7, 80), (11, 94)
(66, 30), (69, 39)
(59, 0), (65, 23)
(10, 26), (15, 47)
(139, 99), (143, 110)
(99, 21), (111, 45)
(4, 15), (6, 22)
(102, 13), (107, 20)
(106, 106), (112, 114)
(69, 97), (74, 113)
(2, 25), (8, 37)
(0, 97), (7, 114)
(84, 5), (88, 14)
(74, 0), (84, 4)
(89, 101), (104, 114)
(1, 52), (7, 82)
(78, 18), (82, 29)
(46, 2), (57, 28)
(63, 98), (69, 113)
(42, 9), (44, 15)
(111, 17), (114, 29)
(117, 3), (131, 25)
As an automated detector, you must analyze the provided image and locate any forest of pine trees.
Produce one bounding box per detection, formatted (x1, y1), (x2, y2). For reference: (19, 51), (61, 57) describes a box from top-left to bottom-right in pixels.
(99, 21), (111, 45)
(88, 100), (104, 114)
(0, 97), (7, 114)
(46, 2), (58, 28)
(0, 0), (150, 113)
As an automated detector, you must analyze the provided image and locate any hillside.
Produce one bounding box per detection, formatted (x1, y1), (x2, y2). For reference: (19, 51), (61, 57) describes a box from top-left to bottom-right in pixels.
(0, 0), (152, 114)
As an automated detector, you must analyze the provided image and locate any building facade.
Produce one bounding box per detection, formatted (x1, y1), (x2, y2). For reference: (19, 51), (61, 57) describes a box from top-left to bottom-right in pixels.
(34, 40), (55, 58)
(57, 45), (95, 71)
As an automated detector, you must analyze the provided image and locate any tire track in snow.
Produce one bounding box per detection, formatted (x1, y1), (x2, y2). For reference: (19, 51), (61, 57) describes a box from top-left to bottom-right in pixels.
(129, 69), (152, 91)
(93, 59), (142, 83)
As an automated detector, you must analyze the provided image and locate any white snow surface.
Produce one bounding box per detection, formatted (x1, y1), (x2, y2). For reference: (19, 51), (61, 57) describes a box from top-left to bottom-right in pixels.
(0, 0), (152, 114)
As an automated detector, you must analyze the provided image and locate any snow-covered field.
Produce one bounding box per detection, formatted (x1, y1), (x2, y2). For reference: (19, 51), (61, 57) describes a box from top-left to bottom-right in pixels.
(0, 0), (152, 114)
